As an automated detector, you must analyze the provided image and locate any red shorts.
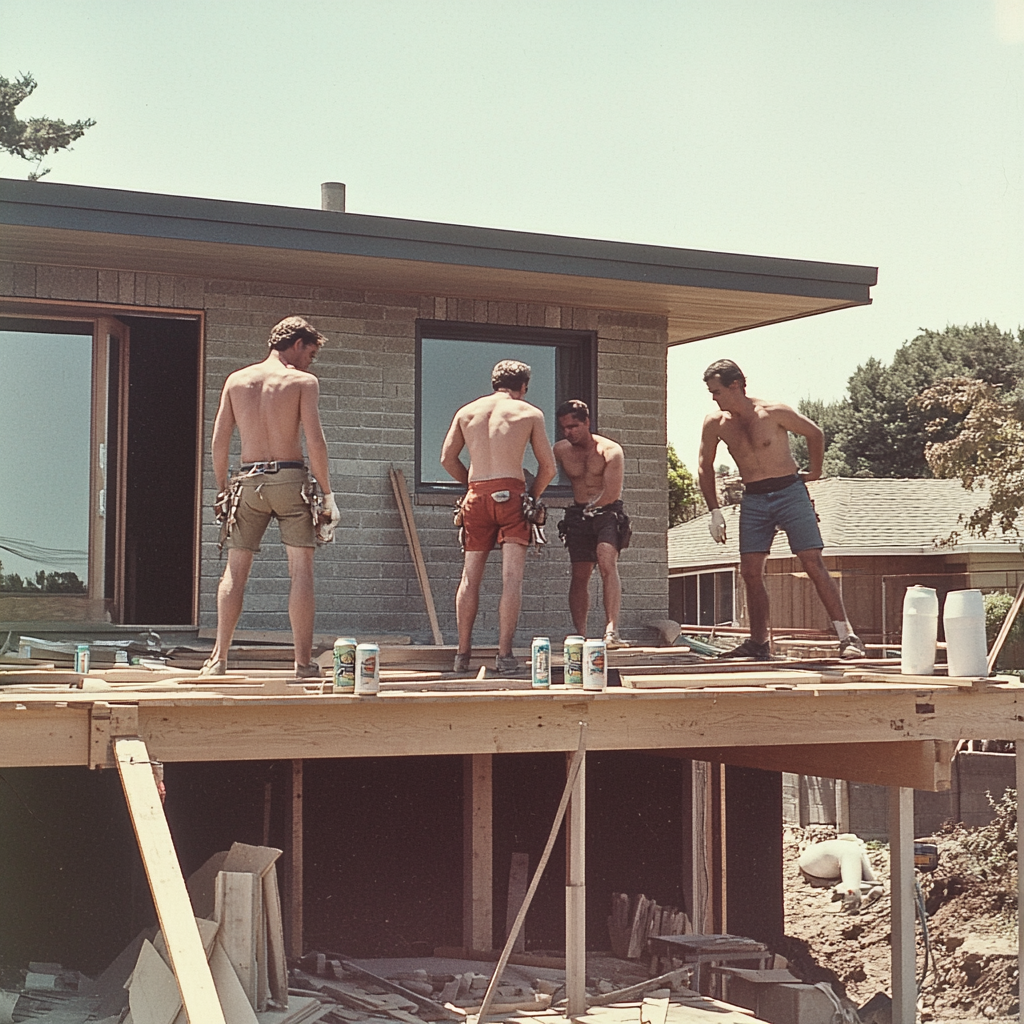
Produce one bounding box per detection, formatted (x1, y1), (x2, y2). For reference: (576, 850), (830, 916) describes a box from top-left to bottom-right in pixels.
(462, 478), (529, 551)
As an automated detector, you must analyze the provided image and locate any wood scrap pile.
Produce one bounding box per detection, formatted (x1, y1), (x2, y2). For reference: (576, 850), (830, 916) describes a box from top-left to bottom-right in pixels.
(607, 894), (689, 960)
(290, 956), (550, 1020)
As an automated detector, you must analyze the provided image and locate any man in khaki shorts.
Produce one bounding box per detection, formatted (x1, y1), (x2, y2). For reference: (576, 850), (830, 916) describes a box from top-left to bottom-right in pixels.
(201, 316), (339, 678)
(440, 359), (556, 675)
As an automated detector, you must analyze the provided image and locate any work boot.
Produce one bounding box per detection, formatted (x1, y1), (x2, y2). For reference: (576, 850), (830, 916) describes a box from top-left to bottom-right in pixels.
(494, 653), (521, 676)
(839, 634), (867, 659)
(717, 637), (771, 661)
(198, 656), (227, 677)
(453, 651), (472, 673)
(294, 662), (321, 679)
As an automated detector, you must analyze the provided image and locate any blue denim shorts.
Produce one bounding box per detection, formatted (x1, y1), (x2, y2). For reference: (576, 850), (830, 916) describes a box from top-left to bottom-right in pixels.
(739, 478), (823, 555)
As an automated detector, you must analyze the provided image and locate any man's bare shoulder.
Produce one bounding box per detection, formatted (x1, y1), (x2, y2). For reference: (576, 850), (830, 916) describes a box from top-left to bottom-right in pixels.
(593, 433), (623, 459)
(701, 409), (729, 433)
(553, 437), (571, 456)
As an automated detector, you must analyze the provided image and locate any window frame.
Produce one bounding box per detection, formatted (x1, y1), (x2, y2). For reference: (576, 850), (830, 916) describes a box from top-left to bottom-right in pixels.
(414, 319), (597, 497)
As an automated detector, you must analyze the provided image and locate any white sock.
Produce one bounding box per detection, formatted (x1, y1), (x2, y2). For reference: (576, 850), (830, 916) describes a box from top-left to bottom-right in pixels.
(833, 620), (853, 641)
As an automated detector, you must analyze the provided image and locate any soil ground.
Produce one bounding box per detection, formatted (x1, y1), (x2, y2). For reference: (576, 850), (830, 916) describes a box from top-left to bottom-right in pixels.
(782, 817), (1019, 1023)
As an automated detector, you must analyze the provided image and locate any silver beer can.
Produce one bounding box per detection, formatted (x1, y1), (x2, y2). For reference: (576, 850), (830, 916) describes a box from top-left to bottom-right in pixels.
(355, 643), (380, 695)
(563, 635), (584, 688)
(583, 638), (607, 691)
(531, 636), (551, 688)
(333, 637), (357, 693)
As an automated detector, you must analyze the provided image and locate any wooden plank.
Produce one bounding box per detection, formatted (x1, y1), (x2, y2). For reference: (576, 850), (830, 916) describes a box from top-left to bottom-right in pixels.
(888, 787), (915, 1024)
(113, 737), (225, 1024)
(389, 467), (444, 645)
(565, 751), (586, 1018)
(196, 628), (410, 646)
(214, 871), (259, 1008)
(263, 865), (289, 1007)
(663, 740), (954, 792)
(463, 753), (493, 952)
(640, 996), (669, 1024)
(621, 671), (823, 689)
(691, 762), (713, 936)
(286, 760), (304, 960)
(128, 939), (181, 1024)
(209, 939), (259, 1024)
(505, 852), (529, 954)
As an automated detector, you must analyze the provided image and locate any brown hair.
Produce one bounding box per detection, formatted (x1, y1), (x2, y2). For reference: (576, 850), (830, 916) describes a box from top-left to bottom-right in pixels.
(556, 399), (590, 423)
(268, 316), (326, 352)
(702, 359), (745, 387)
(491, 359), (531, 391)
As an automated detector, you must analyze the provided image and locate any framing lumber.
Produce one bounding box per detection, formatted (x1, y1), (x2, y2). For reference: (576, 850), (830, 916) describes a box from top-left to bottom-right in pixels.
(888, 787), (915, 1024)
(565, 749), (586, 1018)
(662, 740), (954, 791)
(214, 871), (260, 1009)
(690, 762), (713, 936)
(389, 467), (443, 645)
(286, 760), (304, 960)
(113, 736), (225, 1024)
(463, 754), (493, 953)
(474, 723), (587, 1023)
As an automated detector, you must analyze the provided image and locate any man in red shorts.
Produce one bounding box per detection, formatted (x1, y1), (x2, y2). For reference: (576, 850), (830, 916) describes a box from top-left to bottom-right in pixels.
(440, 360), (557, 674)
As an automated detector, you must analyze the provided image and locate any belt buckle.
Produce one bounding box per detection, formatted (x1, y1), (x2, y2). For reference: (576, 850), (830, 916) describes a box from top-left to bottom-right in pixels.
(492, 490), (511, 503)
(245, 460), (280, 476)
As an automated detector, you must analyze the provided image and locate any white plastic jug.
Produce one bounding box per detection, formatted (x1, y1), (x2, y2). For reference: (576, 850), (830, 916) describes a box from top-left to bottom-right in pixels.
(943, 589), (989, 678)
(901, 585), (938, 675)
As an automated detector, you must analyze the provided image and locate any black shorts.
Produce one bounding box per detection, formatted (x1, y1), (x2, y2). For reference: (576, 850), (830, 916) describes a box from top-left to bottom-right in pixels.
(558, 501), (630, 563)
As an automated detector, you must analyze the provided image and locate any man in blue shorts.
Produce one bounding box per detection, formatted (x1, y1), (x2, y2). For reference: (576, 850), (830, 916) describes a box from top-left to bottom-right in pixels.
(697, 359), (865, 661)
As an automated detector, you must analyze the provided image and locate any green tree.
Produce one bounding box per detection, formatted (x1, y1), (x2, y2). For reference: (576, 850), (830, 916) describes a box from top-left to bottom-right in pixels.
(912, 375), (1024, 537)
(794, 324), (1024, 478)
(0, 73), (95, 180)
(667, 443), (706, 526)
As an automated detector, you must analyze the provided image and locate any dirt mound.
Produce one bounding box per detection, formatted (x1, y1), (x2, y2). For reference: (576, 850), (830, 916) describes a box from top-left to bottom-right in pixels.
(782, 795), (1019, 1022)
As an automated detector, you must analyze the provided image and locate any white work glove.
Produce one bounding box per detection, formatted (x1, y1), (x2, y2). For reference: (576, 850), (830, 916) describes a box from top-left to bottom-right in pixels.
(709, 508), (727, 544)
(319, 492), (340, 543)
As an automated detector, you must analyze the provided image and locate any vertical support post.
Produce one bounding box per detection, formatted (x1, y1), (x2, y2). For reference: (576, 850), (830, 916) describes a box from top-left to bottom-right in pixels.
(836, 779), (850, 834)
(1017, 744), (1023, 1021)
(691, 760), (714, 935)
(888, 786), (916, 1024)
(463, 753), (493, 952)
(565, 749), (587, 1018)
(284, 759), (304, 958)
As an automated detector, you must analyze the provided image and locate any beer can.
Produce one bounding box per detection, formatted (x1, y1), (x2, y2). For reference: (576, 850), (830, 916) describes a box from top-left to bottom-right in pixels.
(563, 635), (584, 688)
(333, 637), (358, 693)
(583, 638), (607, 691)
(355, 643), (380, 695)
(75, 644), (90, 674)
(531, 636), (551, 689)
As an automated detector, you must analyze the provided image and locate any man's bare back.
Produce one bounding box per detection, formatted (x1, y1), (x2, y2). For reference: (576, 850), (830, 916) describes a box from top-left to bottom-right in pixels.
(441, 392), (554, 489)
(212, 349), (330, 493)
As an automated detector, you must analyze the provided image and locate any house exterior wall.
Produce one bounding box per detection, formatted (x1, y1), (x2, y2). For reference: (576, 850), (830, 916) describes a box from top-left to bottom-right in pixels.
(1, 261), (669, 643)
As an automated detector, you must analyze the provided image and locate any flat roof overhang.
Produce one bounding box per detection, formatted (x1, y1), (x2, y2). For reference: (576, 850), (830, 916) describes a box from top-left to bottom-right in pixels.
(0, 179), (877, 345)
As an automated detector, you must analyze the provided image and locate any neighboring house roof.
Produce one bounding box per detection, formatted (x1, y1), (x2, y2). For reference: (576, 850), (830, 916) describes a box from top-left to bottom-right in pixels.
(0, 177), (876, 345)
(669, 478), (1023, 571)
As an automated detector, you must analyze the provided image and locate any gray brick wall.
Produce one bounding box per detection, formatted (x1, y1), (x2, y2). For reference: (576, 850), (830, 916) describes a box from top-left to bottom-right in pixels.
(1, 261), (670, 645)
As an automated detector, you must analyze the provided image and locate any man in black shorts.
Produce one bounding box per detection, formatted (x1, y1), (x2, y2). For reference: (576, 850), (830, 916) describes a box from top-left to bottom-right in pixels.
(553, 401), (631, 647)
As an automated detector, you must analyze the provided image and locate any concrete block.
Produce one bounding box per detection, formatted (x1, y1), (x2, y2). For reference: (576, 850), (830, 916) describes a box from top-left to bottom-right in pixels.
(757, 982), (837, 1024)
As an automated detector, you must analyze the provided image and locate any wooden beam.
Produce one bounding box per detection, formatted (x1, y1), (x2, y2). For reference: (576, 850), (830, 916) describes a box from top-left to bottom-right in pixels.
(389, 467), (443, 645)
(691, 761), (714, 936)
(462, 753), (493, 952)
(565, 749), (586, 1018)
(661, 740), (954, 792)
(284, 760), (303, 959)
(113, 737), (225, 1024)
(888, 787), (916, 1024)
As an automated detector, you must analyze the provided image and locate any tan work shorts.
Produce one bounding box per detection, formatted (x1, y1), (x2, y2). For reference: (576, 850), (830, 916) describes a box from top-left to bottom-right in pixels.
(225, 468), (316, 551)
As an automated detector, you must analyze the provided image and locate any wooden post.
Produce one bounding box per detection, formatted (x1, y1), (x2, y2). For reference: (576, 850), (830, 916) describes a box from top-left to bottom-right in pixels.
(691, 760), (714, 935)
(1017, 744), (1023, 1021)
(888, 786), (916, 1024)
(565, 749), (587, 1018)
(284, 759), (304, 959)
(463, 753), (493, 952)
(113, 737), (226, 1024)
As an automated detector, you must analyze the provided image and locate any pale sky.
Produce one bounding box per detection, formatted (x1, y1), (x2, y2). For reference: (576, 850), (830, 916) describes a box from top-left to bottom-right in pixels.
(2, 0), (1022, 475)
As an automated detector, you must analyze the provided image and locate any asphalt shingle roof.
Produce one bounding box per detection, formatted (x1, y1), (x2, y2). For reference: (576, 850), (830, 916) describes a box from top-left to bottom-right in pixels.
(668, 477), (1021, 570)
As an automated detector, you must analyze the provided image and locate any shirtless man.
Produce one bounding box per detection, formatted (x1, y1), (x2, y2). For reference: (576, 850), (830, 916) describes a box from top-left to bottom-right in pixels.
(440, 359), (557, 674)
(553, 400), (631, 647)
(201, 316), (339, 678)
(697, 359), (865, 660)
